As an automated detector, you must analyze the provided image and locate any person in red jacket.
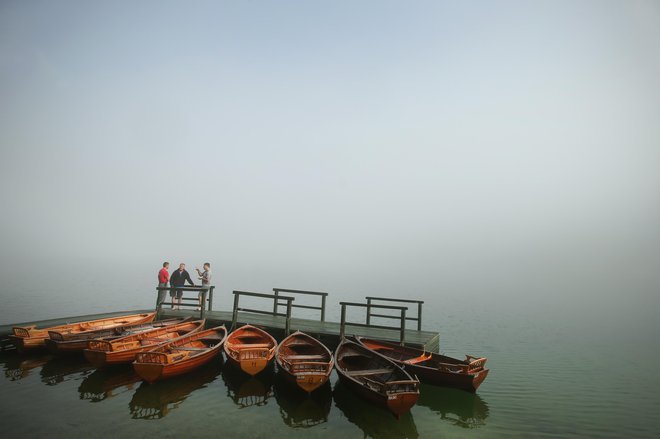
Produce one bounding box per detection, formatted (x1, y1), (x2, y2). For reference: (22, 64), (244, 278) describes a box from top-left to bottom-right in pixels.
(157, 262), (170, 306)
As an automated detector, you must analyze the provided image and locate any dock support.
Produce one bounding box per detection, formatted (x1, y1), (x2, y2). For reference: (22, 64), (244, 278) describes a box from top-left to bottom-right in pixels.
(339, 303), (346, 339)
(231, 293), (239, 331)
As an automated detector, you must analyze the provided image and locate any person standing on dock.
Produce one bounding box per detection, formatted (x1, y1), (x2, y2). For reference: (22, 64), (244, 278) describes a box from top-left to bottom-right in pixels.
(195, 263), (212, 311)
(170, 263), (195, 310)
(157, 262), (170, 306)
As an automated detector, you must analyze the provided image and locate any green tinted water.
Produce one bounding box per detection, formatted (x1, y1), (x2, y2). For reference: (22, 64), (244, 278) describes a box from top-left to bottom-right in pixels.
(1, 295), (658, 438)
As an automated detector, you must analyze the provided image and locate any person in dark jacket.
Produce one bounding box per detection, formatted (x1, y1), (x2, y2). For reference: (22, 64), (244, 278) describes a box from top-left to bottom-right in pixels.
(170, 263), (195, 309)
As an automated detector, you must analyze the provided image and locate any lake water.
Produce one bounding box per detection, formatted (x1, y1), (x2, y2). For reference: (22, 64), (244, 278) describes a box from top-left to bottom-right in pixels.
(1, 278), (659, 438)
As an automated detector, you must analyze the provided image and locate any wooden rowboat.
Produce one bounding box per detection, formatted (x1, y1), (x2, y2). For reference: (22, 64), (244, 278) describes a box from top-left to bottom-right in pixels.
(357, 337), (489, 392)
(9, 312), (156, 353)
(224, 324), (277, 376)
(275, 331), (333, 393)
(133, 326), (227, 383)
(335, 337), (419, 419)
(83, 319), (205, 367)
(46, 317), (186, 354)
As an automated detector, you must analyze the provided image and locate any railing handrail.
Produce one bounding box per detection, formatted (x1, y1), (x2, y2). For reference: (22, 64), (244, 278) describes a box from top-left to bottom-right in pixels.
(273, 288), (328, 297)
(232, 290), (295, 335)
(364, 296), (423, 304)
(339, 301), (408, 345)
(366, 296), (424, 331)
(273, 288), (328, 321)
(156, 285), (215, 291)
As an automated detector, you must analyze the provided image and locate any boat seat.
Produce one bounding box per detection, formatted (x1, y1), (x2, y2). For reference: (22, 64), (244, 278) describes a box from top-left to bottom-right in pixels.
(171, 346), (207, 351)
(286, 354), (326, 360)
(345, 368), (393, 376)
(229, 343), (272, 349)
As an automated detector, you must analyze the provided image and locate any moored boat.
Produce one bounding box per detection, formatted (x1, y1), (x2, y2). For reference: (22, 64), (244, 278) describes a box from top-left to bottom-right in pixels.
(335, 337), (419, 419)
(46, 317), (185, 354)
(133, 326), (227, 383)
(9, 312), (156, 353)
(356, 337), (489, 392)
(275, 331), (333, 393)
(224, 324), (276, 376)
(83, 319), (205, 367)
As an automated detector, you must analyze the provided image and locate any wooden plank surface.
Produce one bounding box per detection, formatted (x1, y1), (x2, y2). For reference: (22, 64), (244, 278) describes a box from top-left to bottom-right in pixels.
(159, 309), (440, 352)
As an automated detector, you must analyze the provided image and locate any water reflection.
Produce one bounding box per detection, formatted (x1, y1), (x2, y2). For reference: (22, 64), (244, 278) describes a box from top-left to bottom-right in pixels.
(1, 352), (51, 381)
(78, 366), (141, 402)
(40, 356), (94, 385)
(417, 384), (489, 429)
(273, 375), (332, 428)
(129, 358), (222, 420)
(333, 381), (419, 439)
(221, 364), (274, 408)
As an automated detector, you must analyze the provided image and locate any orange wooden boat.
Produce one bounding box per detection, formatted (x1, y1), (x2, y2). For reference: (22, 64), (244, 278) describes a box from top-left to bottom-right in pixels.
(46, 317), (186, 354)
(9, 312), (156, 353)
(275, 331), (333, 393)
(133, 326), (227, 383)
(84, 319), (205, 368)
(357, 337), (489, 392)
(335, 337), (419, 419)
(224, 325), (277, 376)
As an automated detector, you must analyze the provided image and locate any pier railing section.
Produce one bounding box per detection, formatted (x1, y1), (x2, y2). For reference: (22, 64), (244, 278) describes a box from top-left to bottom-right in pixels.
(339, 302), (409, 345)
(156, 285), (215, 319)
(365, 297), (424, 331)
(232, 290), (295, 335)
(272, 288), (328, 321)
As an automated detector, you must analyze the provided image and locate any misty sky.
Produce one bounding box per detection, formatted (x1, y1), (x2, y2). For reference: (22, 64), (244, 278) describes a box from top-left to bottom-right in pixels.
(1, 1), (659, 327)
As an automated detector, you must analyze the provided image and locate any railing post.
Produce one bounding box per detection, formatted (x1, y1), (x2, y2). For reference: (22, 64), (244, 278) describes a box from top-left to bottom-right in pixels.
(340, 303), (346, 339)
(272, 289), (279, 316)
(231, 292), (239, 330)
(400, 307), (407, 345)
(285, 299), (292, 336)
(366, 297), (372, 325)
(321, 295), (326, 322)
(417, 302), (422, 331)
(208, 286), (214, 311)
(200, 290), (207, 319)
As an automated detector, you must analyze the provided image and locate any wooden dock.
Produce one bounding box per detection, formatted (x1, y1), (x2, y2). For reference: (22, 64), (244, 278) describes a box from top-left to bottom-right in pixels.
(1, 287), (440, 353)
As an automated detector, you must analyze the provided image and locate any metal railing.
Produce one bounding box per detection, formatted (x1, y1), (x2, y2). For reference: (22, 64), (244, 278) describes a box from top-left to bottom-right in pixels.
(156, 285), (215, 319)
(232, 290), (295, 335)
(365, 296), (424, 331)
(272, 288), (328, 321)
(339, 302), (408, 345)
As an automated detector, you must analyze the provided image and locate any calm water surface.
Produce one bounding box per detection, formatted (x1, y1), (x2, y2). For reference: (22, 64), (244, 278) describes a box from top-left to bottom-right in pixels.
(1, 284), (659, 438)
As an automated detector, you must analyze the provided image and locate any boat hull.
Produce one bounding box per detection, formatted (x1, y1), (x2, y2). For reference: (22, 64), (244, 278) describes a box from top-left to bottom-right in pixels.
(134, 349), (220, 383)
(406, 362), (490, 392)
(224, 325), (277, 377)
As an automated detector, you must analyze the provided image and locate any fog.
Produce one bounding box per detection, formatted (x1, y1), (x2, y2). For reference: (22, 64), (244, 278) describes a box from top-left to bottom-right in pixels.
(1, 1), (659, 330)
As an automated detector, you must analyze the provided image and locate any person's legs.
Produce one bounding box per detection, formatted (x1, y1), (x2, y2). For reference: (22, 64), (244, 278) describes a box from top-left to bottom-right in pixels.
(170, 288), (176, 309)
(176, 290), (183, 310)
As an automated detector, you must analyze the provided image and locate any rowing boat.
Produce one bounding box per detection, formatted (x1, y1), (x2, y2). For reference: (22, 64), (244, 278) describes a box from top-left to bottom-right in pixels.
(275, 331), (333, 393)
(224, 324), (277, 376)
(46, 317), (186, 354)
(335, 337), (419, 419)
(83, 319), (205, 367)
(9, 312), (156, 353)
(357, 337), (489, 392)
(133, 326), (227, 383)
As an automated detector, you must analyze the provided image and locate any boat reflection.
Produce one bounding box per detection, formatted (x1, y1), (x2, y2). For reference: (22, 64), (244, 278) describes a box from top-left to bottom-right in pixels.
(274, 374), (332, 428)
(78, 366), (141, 402)
(129, 357), (222, 420)
(221, 364), (274, 408)
(1, 352), (51, 381)
(333, 381), (419, 439)
(417, 384), (489, 428)
(40, 355), (94, 385)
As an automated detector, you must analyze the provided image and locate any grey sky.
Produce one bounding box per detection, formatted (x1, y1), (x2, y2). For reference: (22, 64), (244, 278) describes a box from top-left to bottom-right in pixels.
(1, 1), (659, 326)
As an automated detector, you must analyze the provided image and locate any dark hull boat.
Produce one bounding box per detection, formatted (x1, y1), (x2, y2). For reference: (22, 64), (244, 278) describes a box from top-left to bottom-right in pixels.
(335, 338), (419, 419)
(9, 312), (156, 353)
(357, 337), (488, 392)
(46, 317), (185, 354)
(275, 331), (333, 393)
(83, 319), (204, 367)
(133, 326), (227, 383)
(224, 325), (277, 376)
